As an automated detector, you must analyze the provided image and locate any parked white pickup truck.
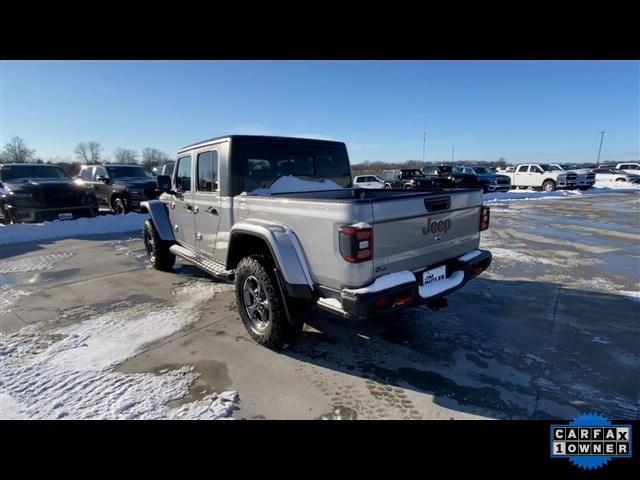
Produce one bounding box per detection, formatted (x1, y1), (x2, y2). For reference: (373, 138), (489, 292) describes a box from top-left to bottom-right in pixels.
(616, 163), (640, 175)
(503, 163), (577, 192)
(550, 164), (596, 191)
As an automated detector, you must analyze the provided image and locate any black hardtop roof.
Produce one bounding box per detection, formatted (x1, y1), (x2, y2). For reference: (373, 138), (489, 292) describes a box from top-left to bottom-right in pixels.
(177, 135), (346, 154)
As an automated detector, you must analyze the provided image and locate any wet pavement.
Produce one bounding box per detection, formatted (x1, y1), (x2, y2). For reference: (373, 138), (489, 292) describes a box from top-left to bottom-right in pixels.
(1, 192), (638, 419)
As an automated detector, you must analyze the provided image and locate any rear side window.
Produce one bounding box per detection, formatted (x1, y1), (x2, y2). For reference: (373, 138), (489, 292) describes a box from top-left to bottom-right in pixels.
(197, 151), (219, 192)
(516, 165), (528, 173)
(176, 155), (192, 192)
(355, 176), (365, 183)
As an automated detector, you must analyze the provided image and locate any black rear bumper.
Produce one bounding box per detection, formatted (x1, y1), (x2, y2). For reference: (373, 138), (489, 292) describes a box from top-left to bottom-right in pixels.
(334, 250), (492, 319)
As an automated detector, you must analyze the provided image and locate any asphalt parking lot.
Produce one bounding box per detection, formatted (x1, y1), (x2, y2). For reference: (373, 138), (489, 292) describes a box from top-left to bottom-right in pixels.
(1, 192), (638, 419)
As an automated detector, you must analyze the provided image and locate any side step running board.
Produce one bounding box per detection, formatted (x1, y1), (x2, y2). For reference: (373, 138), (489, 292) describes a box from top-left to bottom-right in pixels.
(170, 244), (234, 281)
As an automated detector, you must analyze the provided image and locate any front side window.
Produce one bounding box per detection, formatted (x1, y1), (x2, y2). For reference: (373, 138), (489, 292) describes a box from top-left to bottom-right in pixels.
(93, 166), (107, 180)
(175, 156), (192, 192)
(197, 151), (218, 192)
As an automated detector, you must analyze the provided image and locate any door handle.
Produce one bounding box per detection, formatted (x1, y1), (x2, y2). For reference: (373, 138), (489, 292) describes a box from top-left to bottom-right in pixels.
(206, 206), (218, 216)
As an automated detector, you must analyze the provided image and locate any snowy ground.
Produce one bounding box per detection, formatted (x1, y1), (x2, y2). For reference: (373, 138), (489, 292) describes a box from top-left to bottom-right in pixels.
(0, 279), (239, 419)
(483, 183), (640, 203)
(0, 213), (148, 245)
(1, 191), (638, 420)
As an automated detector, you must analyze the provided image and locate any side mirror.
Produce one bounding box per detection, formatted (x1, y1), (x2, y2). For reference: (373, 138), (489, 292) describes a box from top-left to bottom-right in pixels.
(156, 175), (172, 192)
(96, 175), (110, 184)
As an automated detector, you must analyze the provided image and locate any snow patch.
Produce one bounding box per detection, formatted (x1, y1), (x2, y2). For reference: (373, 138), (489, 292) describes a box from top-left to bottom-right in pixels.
(343, 271), (416, 295)
(350, 221), (372, 229)
(0, 281), (239, 420)
(619, 290), (640, 302)
(0, 286), (32, 312)
(458, 250), (482, 262)
(246, 175), (344, 196)
(0, 213), (148, 245)
(483, 186), (640, 203)
(418, 270), (465, 299)
(0, 252), (76, 273)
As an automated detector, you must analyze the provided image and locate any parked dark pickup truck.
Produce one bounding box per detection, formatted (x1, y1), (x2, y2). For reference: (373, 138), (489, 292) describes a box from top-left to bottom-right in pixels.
(78, 164), (159, 214)
(141, 135), (492, 349)
(381, 169), (443, 189)
(422, 165), (479, 189)
(0, 163), (98, 223)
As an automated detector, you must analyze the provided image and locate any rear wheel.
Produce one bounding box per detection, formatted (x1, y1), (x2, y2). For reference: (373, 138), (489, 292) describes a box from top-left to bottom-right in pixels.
(143, 219), (175, 271)
(234, 255), (298, 349)
(542, 180), (556, 192)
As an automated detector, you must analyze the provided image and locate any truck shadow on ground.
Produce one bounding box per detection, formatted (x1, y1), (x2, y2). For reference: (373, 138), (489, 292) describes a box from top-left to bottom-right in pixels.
(282, 278), (639, 420)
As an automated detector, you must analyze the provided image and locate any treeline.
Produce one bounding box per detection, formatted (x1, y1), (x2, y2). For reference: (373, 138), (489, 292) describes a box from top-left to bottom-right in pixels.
(352, 158), (509, 174)
(0, 137), (171, 176)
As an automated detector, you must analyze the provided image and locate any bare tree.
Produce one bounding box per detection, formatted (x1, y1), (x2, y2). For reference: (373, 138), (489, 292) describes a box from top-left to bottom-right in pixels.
(1, 136), (36, 163)
(74, 141), (103, 164)
(112, 148), (138, 165)
(141, 147), (170, 170)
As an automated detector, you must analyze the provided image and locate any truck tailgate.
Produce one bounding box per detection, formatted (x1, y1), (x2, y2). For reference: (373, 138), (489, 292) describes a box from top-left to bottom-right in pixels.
(371, 190), (482, 277)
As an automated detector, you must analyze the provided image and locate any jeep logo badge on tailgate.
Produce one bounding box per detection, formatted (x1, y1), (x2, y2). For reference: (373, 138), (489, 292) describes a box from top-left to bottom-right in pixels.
(423, 218), (451, 236)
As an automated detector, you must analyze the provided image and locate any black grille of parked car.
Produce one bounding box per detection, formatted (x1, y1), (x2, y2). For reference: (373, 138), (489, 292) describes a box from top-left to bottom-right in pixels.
(496, 177), (510, 184)
(586, 173), (595, 180)
(566, 173), (578, 181)
(144, 187), (158, 199)
(36, 187), (86, 207)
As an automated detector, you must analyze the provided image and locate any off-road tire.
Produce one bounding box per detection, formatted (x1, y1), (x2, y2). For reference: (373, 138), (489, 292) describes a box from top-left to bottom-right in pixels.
(143, 219), (175, 271)
(235, 255), (295, 349)
(542, 180), (556, 192)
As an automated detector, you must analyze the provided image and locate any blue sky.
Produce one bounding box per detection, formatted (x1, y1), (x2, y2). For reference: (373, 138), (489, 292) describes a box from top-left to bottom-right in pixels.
(1, 60), (638, 164)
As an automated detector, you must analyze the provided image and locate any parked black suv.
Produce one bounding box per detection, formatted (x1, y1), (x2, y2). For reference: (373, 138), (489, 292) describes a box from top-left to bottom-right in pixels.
(422, 165), (479, 189)
(77, 164), (159, 214)
(0, 163), (98, 224)
(381, 168), (442, 189)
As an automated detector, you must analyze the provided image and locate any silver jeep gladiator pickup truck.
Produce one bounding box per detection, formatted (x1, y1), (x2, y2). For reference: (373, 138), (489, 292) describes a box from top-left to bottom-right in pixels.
(141, 135), (492, 348)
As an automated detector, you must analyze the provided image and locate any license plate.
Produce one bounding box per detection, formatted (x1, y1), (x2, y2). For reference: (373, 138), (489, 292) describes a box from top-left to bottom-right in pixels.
(58, 213), (73, 220)
(422, 265), (446, 286)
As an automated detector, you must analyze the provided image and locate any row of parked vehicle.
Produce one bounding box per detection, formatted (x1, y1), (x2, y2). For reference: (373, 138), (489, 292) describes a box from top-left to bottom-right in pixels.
(2, 157), (639, 224)
(354, 162), (640, 193)
(0, 162), (162, 224)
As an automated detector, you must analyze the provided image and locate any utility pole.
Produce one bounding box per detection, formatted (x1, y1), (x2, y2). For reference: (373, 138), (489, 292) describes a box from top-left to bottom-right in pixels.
(596, 131), (605, 167)
(451, 145), (455, 165)
(422, 124), (426, 163)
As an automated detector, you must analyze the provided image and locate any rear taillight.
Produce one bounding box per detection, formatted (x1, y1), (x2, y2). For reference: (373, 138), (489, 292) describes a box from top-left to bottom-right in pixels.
(339, 226), (373, 263)
(480, 206), (490, 231)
